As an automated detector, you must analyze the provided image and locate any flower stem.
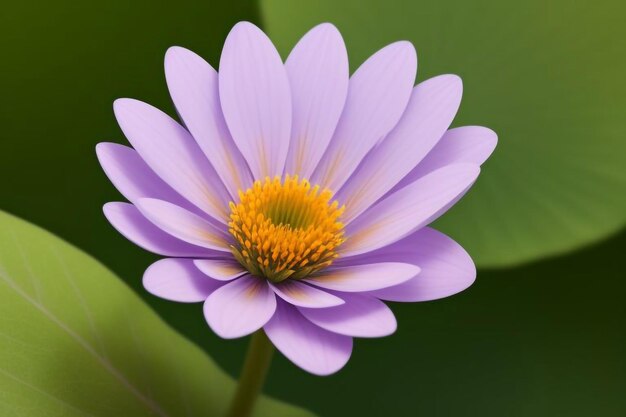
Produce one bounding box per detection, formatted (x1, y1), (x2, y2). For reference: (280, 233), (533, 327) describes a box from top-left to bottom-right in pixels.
(226, 330), (274, 417)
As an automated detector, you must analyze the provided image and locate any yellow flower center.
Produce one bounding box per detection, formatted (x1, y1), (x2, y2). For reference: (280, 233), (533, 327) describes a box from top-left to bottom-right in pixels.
(228, 175), (345, 283)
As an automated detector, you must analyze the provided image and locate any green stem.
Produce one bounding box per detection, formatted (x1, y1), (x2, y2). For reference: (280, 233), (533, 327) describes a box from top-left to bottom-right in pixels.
(226, 330), (274, 417)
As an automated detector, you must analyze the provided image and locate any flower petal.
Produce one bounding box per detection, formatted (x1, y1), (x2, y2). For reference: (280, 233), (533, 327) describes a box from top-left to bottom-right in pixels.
(337, 227), (476, 302)
(304, 262), (419, 292)
(269, 280), (344, 308)
(340, 227), (476, 302)
(193, 259), (246, 281)
(299, 293), (396, 338)
(113, 98), (231, 223)
(337, 75), (463, 223)
(264, 300), (352, 376)
(96, 143), (195, 210)
(342, 164), (480, 257)
(204, 275), (276, 339)
(390, 126), (498, 194)
(136, 198), (230, 252)
(219, 22), (291, 179)
(284, 23), (349, 178)
(165, 46), (253, 196)
(143, 258), (222, 303)
(103, 202), (209, 257)
(311, 41), (417, 192)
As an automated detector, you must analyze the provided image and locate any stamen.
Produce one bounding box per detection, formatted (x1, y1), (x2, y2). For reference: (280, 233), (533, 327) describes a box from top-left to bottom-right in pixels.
(228, 175), (345, 282)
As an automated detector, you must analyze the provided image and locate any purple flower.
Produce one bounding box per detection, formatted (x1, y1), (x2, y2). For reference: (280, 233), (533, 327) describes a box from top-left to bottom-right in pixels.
(97, 22), (496, 376)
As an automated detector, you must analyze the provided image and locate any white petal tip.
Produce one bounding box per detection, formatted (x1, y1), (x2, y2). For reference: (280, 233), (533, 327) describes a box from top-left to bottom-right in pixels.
(102, 202), (116, 216)
(95, 141), (109, 155)
(229, 21), (263, 36)
(164, 46), (198, 68)
(311, 22), (341, 35)
(389, 40), (417, 62)
(165, 45), (184, 57)
(112, 97), (138, 118)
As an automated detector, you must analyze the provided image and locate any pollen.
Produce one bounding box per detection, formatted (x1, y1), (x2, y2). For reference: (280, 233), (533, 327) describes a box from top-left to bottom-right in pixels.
(228, 175), (345, 283)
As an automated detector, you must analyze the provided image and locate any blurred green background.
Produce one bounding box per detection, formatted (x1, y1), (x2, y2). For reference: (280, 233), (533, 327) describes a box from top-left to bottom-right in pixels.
(1, 0), (624, 416)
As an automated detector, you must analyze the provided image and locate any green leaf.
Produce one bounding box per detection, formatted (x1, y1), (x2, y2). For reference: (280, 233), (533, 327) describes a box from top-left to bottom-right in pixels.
(0, 210), (315, 417)
(0, 0), (265, 380)
(260, 0), (626, 267)
(0, 0), (261, 299)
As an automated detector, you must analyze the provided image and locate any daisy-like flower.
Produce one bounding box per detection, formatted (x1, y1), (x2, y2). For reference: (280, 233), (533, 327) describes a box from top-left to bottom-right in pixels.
(97, 22), (496, 377)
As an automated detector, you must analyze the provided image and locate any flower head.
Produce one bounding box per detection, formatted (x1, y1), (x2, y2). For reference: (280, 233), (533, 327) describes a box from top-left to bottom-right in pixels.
(97, 21), (496, 375)
(228, 175), (345, 282)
